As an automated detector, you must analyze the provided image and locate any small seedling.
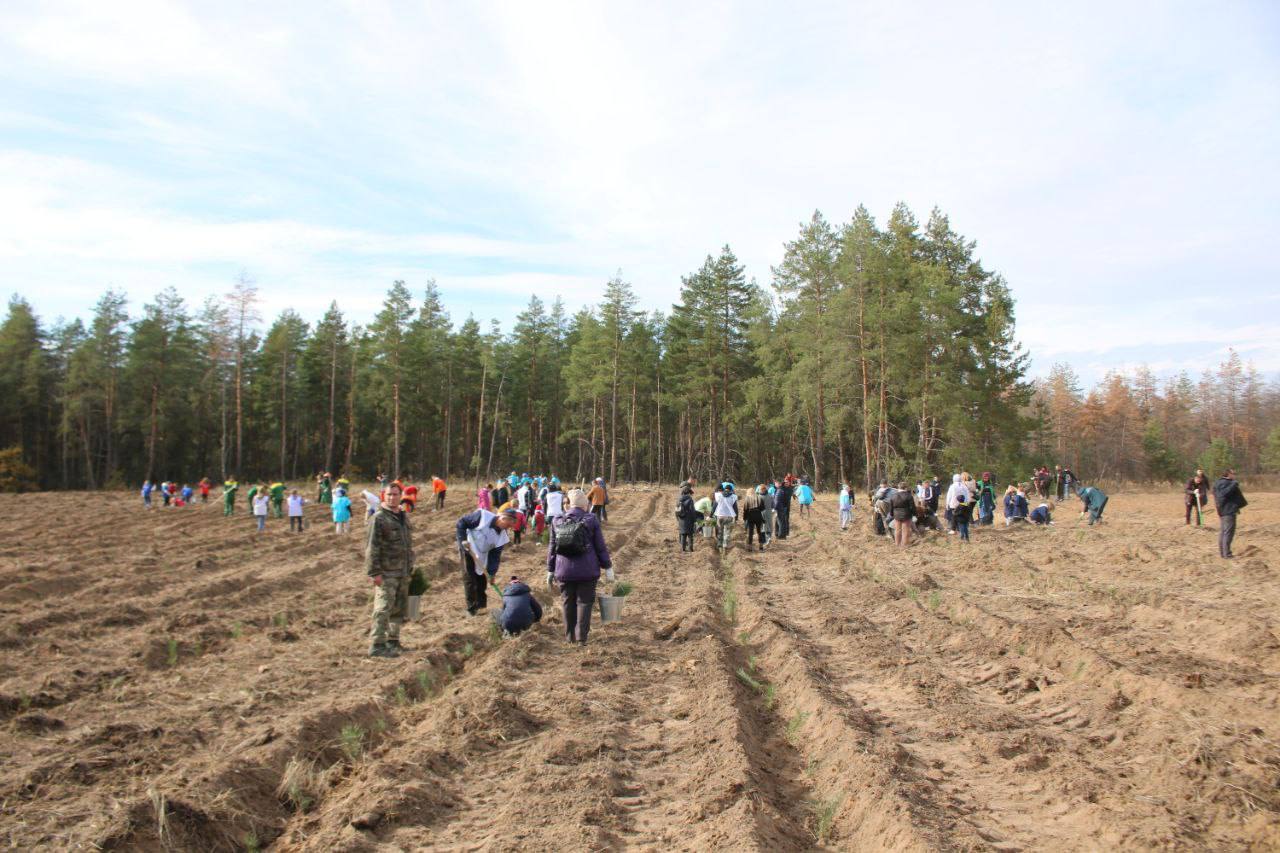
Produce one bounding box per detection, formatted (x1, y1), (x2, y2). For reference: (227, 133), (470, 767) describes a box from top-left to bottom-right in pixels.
(243, 832), (260, 853)
(612, 580), (634, 597)
(446, 663), (455, 678)
(339, 724), (365, 760)
(1016, 643), (1027, 656)
(193, 640), (204, 657)
(272, 612), (288, 628)
(721, 574), (738, 623)
(763, 683), (777, 710)
(394, 685), (410, 706)
(811, 795), (843, 843)
(1073, 660), (1087, 680)
(748, 654), (759, 671)
(736, 667), (763, 692)
(906, 586), (920, 603)
(786, 710), (810, 744)
(737, 630), (752, 645)
(230, 621), (244, 639)
(487, 621), (503, 646)
(372, 716), (387, 735)
(286, 783), (313, 813)
(166, 638), (179, 667)
(927, 590), (941, 611)
(416, 671), (435, 698)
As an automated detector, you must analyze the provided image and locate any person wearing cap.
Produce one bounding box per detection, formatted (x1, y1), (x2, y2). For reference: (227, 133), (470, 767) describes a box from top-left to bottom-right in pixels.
(1213, 469), (1247, 559)
(548, 488), (613, 645)
(491, 575), (543, 636)
(455, 505), (520, 616)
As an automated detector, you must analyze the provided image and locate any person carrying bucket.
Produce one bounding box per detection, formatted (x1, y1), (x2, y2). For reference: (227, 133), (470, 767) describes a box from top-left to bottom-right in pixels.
(547, 488), (613, 646)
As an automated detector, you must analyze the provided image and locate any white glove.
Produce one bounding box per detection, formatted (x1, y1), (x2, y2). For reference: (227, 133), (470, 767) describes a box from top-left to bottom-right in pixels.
(545, 572), (555, 586)
(605, 568), (615, 582)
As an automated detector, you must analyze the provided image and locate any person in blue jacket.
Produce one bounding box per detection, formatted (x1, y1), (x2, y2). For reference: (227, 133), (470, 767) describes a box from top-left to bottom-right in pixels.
(492, 575), (543, 636)
(1029, 500), (1054, 525)
(1076, 484), (1108, 525)
(141, 480), (153, 509)
(1002, 484), (1029, 525)
(796, 477), (815, 519)
(180, 483), (194, 505)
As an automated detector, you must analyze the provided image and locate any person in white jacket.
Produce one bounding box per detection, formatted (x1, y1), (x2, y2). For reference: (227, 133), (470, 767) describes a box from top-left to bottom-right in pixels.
(543, 483), (567, 523)
(713, 484), (739, 552)
(945, 474), (969, 536)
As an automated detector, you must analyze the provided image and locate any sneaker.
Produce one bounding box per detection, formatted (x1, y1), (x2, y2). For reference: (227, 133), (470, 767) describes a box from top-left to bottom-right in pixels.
(369, 643), (397, 658)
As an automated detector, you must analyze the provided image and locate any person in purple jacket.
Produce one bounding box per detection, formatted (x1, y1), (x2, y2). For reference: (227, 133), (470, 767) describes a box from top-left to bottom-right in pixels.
(547, 489), (614, 646)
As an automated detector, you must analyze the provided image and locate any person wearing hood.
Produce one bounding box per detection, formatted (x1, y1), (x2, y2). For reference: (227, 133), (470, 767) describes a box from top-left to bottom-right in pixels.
(548, 488), (613, 645)
(456, 506), (519, 616)
(1030, 499), (1054, 525)
(945, 474), (969, 535)
(1076, 483), (1108, 525)
(1213, 469), (1247, 559)
(838, 483), (853, 531)
(491, 575), (543, 636)
(676, 484), (701, 551)
(1185, 469), (1210, 526)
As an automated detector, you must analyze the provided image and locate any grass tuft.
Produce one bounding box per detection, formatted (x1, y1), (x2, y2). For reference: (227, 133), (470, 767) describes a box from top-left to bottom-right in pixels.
(416, 671), (435, 698)
(166, 638), (179, 667)
(395, 685), (410, 706)
(905, 586), (920, 603)
(721, 572), (738, 623)
(230, 621), (244, 639)
(462, 641), (475, 658)
(277, 756), (319, 813)
(927, 590), (941, 611)
(272, 611), (288, 628)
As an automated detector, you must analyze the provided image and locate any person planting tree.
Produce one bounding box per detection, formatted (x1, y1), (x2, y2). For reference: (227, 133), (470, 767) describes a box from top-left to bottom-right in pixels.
(366, 481), (415, 658)
(455, 505), (519, 617)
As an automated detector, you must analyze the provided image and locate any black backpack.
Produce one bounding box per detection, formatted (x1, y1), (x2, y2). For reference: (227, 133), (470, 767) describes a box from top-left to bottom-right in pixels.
(553, 516), (592, 557)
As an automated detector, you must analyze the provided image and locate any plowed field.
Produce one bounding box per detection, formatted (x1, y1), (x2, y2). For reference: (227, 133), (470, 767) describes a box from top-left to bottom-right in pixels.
(1, 487), (1277, 851)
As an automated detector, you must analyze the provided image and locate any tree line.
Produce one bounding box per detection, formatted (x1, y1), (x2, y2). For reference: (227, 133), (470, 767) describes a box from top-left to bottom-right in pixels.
(2, 203), (1276, 492)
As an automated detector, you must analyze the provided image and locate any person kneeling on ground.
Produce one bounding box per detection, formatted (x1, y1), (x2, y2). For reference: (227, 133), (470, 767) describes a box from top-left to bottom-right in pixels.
(1076, 483), (1108, 526)
(367, 481), (414, 658)
(548, 488), (613, 646)
(492, 575), (543, 636)
(1003, 484), (1029, 525)
(1030, 499), (1054, 525)
(456, 506), (519, 617)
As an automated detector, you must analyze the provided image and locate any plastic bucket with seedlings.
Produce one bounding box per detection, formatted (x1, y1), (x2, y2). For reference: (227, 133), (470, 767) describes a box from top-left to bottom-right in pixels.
(597, 580), (632, 623)
(405, 569), (428, 620)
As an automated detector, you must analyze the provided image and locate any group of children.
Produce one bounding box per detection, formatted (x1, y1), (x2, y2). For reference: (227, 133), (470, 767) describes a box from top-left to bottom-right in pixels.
(141, 478), (211, 508)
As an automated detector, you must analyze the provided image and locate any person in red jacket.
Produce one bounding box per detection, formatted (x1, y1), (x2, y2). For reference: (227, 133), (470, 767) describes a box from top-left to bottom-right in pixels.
(199, 478), (211, 503)
(402, 481), (419, 513)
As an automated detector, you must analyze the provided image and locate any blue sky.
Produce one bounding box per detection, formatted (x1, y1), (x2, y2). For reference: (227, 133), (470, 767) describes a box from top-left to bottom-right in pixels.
(2, 1), (1278, 386)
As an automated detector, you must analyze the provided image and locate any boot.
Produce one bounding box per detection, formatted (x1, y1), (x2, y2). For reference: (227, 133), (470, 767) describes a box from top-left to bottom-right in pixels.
(387, 639), (409, 654)
(369, 643), (397, 658)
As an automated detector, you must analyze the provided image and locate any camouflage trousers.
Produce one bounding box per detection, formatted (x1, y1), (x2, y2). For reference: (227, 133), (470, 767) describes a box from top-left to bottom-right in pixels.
(369, 574), (409, 644)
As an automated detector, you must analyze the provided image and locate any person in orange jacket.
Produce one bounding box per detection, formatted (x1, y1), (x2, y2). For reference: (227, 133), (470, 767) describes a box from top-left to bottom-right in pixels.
(431, 475), (447, 511)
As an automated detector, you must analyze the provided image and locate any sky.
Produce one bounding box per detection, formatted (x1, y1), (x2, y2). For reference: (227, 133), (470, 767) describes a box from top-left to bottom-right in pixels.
(2, 0), (1278, 386)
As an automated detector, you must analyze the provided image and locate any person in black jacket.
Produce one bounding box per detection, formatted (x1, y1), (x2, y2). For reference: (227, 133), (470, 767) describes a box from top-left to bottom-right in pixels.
(888, 481), (917, 547)
(1213, 469), (1247, 559)
(1184, 469), (1210, 526)
(774, 478), (794, 540)
(675, 485), (700, 551)
(492, 576), (543, 636)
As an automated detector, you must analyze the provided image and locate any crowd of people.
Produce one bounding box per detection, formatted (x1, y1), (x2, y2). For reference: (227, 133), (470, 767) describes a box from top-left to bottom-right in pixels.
(134, 459), (1251, 659)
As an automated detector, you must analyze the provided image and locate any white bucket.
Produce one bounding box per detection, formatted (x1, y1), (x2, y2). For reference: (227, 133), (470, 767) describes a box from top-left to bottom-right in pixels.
(597, 594), (625, 623)
(405, 595), (422, 620)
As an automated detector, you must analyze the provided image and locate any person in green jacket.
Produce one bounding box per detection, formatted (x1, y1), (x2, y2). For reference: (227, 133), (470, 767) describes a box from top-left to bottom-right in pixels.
(222, 479), (238, 516)
(270, 482), (286, 518)
(1076, 484), (1108, 526)
(246, 482), (260, 512)
(318, 472), (333, 505)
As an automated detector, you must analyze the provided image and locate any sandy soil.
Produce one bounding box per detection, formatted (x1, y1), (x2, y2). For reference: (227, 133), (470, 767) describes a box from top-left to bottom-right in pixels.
(0, 486), (1277, 851)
